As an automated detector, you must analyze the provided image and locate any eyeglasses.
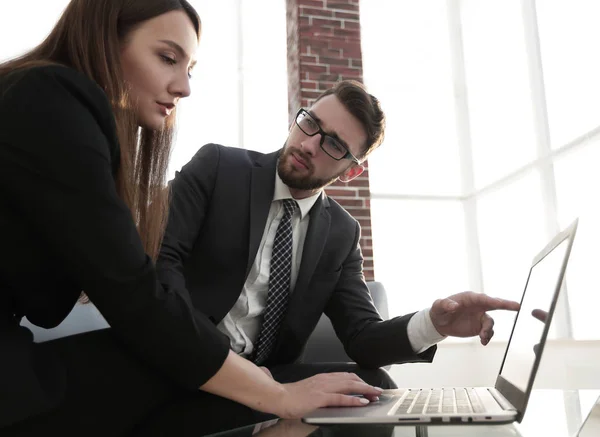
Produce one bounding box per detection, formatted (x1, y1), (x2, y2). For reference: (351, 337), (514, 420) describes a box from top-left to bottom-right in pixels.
(294, 109), (360, 164)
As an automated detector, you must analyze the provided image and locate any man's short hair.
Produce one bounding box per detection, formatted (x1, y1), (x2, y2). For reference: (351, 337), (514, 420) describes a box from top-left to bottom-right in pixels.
(314, 80), (386, 159)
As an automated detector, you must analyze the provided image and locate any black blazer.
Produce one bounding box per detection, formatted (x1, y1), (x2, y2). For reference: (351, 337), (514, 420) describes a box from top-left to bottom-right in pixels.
(158, 144), (437, 367)
(0, 66), (229, 427)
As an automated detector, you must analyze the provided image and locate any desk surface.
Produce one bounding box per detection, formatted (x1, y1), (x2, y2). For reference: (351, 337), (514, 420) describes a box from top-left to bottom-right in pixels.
(207, 390), (600, 437)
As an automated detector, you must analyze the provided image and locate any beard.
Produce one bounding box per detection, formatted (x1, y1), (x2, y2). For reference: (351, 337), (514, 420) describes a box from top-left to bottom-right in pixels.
(277, 144), (348, 191)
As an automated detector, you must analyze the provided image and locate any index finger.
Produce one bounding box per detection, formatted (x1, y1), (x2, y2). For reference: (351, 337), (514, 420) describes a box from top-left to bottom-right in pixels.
(476, 295), (520, 312)
(531, 309), (548, 323)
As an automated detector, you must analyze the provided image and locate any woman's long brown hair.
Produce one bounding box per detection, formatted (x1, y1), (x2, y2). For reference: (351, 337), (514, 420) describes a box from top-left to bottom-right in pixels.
(0, 0), (200, 261)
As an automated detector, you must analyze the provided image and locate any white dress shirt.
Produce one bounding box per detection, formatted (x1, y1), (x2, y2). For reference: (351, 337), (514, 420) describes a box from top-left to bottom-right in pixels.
(217, 171), (445, 358)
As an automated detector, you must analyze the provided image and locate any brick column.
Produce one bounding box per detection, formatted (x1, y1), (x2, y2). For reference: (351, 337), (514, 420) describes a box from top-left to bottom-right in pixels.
(286, 0), (375, 281)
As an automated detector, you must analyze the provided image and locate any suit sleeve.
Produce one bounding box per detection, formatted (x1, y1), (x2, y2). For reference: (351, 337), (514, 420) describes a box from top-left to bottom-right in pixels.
(0, 68), (229, 390)
(156, 143), (221, 300)
(324, 221), (436, 368)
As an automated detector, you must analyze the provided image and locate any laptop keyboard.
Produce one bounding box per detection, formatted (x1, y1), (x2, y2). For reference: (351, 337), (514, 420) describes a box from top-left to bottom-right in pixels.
(392, 388), (486, 415)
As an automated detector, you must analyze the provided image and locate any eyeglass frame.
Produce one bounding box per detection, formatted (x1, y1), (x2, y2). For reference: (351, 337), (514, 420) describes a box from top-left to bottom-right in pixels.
(294, 108), (361, 165)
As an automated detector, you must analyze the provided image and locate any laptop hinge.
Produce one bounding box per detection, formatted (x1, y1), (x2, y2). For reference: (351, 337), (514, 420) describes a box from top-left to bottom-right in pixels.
(488, 388), (516, 411)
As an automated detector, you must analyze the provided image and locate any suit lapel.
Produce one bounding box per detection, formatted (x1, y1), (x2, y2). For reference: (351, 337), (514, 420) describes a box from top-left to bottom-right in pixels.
(245, 152), (279, 279)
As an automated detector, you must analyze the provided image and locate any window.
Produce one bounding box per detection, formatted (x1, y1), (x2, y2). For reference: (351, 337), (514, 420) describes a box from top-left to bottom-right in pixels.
(362, 0), (600, 342)
(170, 0), (289, 177)
(476, 171), (546, 335)
(370, 199), (469, 318)
(0, 1), (71, 60)
(460, 0), (537, 190)
(361, 1), (462, 197)
(554, 139), (600, 340)
(536, 0), (600, 149)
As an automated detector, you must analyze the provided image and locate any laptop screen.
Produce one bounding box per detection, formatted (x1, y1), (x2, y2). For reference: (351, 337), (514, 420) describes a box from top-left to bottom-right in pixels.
(499, 237), (570, 392)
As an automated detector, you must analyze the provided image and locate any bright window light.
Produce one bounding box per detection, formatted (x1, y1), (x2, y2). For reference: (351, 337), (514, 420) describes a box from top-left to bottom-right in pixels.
(536, 0), (600, 148)
(362, 1), (600, 343)
(361, 1), (462, 197)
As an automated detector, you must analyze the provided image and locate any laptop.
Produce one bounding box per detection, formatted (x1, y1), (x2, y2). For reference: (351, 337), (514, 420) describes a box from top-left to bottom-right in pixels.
(577, 394), (600, 437)
(303, 219), (579, 425)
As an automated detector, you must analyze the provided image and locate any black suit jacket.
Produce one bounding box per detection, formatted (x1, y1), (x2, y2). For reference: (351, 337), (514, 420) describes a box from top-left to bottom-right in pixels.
(0, 67), (230, 427)
(158, 144), (436, 367)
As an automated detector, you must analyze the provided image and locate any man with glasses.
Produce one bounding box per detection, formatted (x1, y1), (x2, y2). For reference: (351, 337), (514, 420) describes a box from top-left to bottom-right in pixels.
(156, 81), (519, 399)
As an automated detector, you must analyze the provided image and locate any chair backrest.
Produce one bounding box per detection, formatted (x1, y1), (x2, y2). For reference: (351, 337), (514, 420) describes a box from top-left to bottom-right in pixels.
(300, 281), (388, 363)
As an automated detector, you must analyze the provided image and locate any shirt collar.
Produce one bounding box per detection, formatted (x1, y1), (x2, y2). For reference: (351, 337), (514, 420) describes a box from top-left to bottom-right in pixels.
(273, 170), (322, 219)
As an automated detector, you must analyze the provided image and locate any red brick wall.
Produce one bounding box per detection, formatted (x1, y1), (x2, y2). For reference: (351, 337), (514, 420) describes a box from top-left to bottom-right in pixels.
(286, 0), (375, 281)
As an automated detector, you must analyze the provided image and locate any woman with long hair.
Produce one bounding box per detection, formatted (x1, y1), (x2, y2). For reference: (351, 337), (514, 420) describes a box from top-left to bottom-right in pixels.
(0, 0), (380, 435)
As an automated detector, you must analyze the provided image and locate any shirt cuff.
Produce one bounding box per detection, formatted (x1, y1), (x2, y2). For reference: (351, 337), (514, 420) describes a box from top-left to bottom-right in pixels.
(407, 308), (447, 354)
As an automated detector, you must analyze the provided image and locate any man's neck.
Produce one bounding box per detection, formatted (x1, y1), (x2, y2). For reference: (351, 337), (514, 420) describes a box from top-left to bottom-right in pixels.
(288, 186), (321, 200)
